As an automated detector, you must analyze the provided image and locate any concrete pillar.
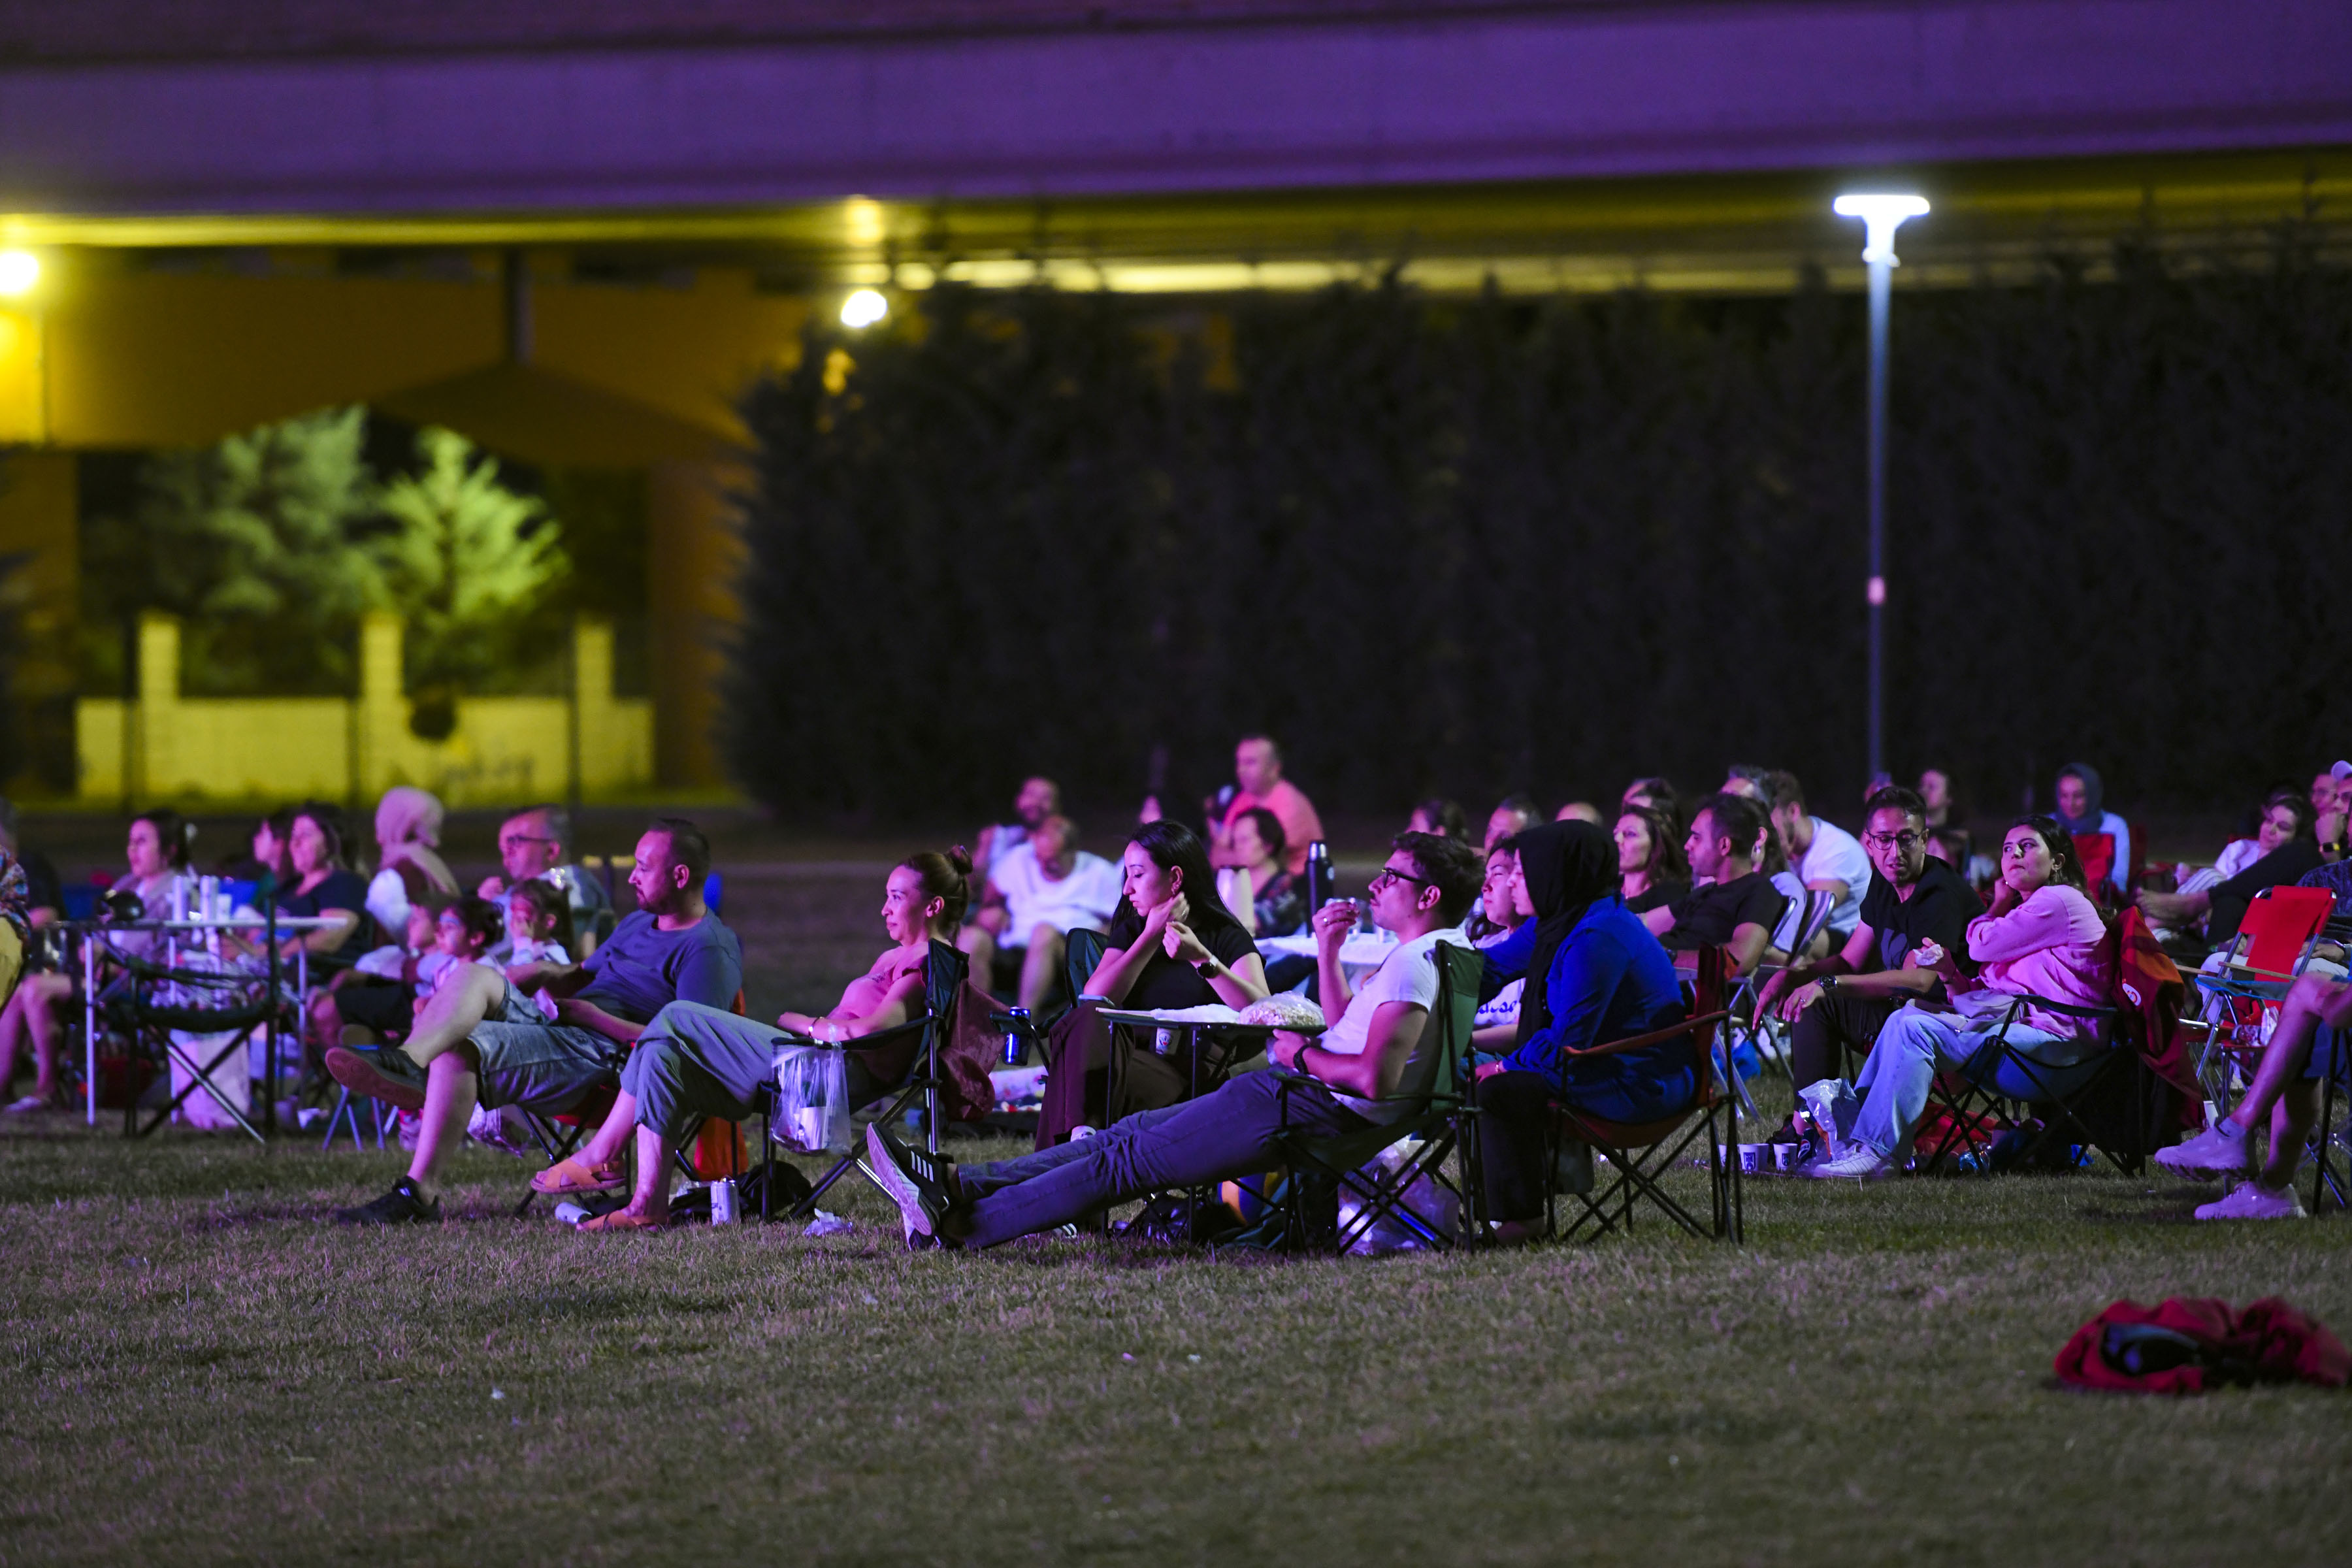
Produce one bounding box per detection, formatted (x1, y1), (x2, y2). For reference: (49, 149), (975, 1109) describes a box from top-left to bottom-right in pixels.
(135, 613), (179, 798)
(647, 459), (743, 789)
(355, 611), (406, 796)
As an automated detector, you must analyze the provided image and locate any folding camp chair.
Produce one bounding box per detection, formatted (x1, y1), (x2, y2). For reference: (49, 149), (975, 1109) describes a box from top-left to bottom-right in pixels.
(792, 939), (968, 1216)
(1547, 947), (1739, 1243)
(110, 891), (295, 1143)
(2310, 1023), (2351, 1215)
(512, 988), (749, 1217)
(1912, 992), (2145, 1175)
(1260, 941), (1481, 1253)
(2190, 885), (2334, 1115)
(988, 927), (1108, 1062)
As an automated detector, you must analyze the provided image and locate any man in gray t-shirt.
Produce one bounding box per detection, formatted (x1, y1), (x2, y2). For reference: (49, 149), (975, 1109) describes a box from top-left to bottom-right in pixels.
(327, 819), (740, 1226)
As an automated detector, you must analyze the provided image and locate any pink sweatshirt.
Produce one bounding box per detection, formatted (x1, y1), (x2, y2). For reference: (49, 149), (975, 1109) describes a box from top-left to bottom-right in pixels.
(1964, 883), (2112, 1039)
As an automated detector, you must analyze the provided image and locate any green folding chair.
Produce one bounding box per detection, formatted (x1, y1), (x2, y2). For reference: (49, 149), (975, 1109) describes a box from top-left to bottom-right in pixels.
(1263, 940), (1481, 1254)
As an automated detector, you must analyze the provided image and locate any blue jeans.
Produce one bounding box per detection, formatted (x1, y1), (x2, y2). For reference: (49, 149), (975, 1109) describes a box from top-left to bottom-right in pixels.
(1850, 1004), (2103, 1157)
(960, 1071), (1364, 1249)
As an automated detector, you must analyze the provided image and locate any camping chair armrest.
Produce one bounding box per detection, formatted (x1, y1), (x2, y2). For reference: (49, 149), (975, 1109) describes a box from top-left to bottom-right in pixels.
(1557, 1009), (1731, 1061)
(777, 1017), (929, 1053)
(1267, 1064), (1426, 1126)
(1986, 990), (2118, 1022)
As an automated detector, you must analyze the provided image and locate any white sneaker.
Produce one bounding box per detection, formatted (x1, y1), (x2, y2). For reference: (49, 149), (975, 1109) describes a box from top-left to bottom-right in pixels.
(1808, 1144), (1901, 1181)
(2194, 1181), (2306, 1220)
(2154, 1121), (2254, 1180)
(4, 1094), (46, 1114)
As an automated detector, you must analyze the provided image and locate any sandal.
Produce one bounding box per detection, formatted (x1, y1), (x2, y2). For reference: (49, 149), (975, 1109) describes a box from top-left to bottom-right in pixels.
(529, 1156), (627, 1196)
(576, 1207), (666, 1233)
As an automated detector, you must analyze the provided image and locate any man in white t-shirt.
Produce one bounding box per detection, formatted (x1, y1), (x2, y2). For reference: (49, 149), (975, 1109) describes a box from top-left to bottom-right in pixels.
(870, 830), (1487, 1248)
(957, 815), (1122, 1013)
(1766, 772), (1871, 939)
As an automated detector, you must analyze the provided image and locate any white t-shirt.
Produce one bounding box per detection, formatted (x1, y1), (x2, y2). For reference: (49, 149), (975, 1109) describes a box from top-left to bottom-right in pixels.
(1315, 924), (1466, 1124)
(1797, 816), (1872, 935)
(990, 845), (1122, 943)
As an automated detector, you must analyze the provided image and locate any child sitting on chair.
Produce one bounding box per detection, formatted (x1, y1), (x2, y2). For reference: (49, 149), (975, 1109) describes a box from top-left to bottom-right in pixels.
(502, 879), (574, 972)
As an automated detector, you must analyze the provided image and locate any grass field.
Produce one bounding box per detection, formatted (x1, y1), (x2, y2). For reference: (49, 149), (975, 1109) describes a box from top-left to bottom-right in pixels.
(3, 1109), (2348, 1567)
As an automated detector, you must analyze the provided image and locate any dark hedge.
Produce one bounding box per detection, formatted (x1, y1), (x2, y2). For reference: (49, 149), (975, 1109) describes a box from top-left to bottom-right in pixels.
(727, 238), (2352, 825)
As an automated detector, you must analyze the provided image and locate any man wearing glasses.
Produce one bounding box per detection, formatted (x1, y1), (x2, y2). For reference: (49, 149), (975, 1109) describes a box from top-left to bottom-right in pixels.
(1754, 787), (1982, 1122)
(867, 832), (1483, 1249)
(480, 805), (613, 958)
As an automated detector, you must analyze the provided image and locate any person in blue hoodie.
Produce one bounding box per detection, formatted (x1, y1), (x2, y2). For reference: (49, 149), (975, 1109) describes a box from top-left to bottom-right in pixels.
(1471, 819), (1690, 1243)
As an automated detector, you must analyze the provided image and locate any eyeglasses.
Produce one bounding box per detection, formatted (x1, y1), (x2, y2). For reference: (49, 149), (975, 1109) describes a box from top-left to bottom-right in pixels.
(499, 833), (558, 851)
(1863, 830), (1927, 850)
(1368, 866), (1434, 892)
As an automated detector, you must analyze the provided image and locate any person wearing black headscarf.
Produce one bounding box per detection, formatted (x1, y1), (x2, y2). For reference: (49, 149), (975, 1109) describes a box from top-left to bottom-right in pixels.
(1471, 820), (1690, 1240)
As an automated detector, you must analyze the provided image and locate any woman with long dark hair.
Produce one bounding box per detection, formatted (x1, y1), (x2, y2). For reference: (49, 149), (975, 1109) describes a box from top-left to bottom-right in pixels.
(1811, 815), (2113, 1181)
(1034, 821), (1269, 1146)
(1612, 803), (1690, 914)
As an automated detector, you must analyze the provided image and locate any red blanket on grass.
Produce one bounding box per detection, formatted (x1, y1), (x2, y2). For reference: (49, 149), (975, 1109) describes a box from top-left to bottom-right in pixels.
(2055, 1297), (2349, 1394)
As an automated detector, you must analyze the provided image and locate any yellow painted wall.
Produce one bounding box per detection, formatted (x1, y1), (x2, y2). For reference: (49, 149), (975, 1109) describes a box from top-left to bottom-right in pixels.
(0, 258), (793, 790)
(3, 255), (805, 450)
(79, 611), (651, 805)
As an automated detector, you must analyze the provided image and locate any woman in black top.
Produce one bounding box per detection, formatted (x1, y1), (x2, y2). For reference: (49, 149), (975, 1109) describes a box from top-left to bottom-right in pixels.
(1089, 821), (1269, 1011)
(233, 804), (372, 968)
(1612, 803), (1690, 915)
(1036, 822), (1266, 1146)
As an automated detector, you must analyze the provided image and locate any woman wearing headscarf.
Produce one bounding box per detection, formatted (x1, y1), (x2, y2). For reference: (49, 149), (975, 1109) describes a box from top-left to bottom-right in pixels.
(2053, 763), (2131, 898)
(365, 787), (460, 939)
(1469, 820), (1689, 1241)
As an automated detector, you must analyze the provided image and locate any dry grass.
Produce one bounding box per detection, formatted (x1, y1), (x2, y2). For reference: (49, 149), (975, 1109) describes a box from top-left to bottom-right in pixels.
(3, 1111), (2349, 1567)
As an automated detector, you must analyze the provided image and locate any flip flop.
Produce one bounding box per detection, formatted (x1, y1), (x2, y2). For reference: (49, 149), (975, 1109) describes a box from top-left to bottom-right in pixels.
(529, 1156), (628, 1196)
(576, 1207), (666, 1233)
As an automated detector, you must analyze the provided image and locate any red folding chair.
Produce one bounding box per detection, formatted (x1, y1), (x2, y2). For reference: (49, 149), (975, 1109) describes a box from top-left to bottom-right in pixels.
(2074, 833), (2117, 907)
(2191, 885), (2335, 1118)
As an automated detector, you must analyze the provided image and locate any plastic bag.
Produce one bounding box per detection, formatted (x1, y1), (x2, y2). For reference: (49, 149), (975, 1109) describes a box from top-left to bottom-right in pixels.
(1337, 1137), (1459, 1255)
(167, 1030), (251, 1132)
(772, 1045), (851, 1154)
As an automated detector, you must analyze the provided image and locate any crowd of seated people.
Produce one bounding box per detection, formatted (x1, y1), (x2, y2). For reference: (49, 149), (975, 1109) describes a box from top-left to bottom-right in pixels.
(960, 809), (1122, 1014)
(10, 732), (2351, 1240)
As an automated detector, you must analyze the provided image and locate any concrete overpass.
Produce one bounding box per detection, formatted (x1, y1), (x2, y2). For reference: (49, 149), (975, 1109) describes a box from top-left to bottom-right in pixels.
(0, 0), (2345, 792)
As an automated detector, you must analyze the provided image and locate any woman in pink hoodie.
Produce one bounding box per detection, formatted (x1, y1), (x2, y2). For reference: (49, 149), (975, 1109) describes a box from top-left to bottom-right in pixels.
(1812, 815), (2112, 1179)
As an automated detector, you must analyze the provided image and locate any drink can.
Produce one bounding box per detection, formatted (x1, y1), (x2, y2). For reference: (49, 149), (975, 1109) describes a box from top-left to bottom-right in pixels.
(710, 1177), (738, 1225)
(1154, 1028), (1175, 1056)
(1003, 1006), (1031, 1065)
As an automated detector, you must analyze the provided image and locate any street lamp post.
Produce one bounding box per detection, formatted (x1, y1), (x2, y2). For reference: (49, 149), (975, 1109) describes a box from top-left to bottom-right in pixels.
(1832, 193), (1927, 787)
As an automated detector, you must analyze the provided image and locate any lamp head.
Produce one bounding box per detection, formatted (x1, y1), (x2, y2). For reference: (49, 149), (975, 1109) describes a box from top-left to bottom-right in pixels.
(1833, 194), (1930, 267)
(0, 249), (40, 297)
(840, 288), (889, 329)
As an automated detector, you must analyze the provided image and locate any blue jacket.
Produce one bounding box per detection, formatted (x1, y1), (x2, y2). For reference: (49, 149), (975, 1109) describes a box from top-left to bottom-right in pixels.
(1486, 900), (1688, 1092)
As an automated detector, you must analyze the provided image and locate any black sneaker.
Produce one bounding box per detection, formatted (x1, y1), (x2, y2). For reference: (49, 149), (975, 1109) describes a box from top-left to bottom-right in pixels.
(324, 1044), (430, 1113)
(866, 1123), (952, 1247)
(336, 1178), (442, 1226)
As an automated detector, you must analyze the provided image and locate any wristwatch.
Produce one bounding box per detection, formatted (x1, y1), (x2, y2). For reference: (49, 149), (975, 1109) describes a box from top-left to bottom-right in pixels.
(1819, 975), (1838, 991)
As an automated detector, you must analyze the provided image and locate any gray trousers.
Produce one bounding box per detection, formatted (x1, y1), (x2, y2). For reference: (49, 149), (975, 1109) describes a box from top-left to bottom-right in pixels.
(960, 1070), (1366, 1249)
(621, 1001), (784, 1143)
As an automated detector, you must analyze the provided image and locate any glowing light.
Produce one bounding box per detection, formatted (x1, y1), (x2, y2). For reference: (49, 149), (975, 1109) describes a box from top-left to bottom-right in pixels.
(0, 249), (40, 296)
(840, 289), (889, 329)
(1832, 193), (1930, 267)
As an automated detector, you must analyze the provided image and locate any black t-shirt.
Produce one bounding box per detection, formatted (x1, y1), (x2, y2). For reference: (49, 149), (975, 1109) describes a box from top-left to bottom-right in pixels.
(1626, 879), (1688, 916)
(2209, 840), (2325, 947)
(1103, 904), (1260, 1011)
(1662, 872), (1785, 951)
(1857, 858), (1983, 973)
(282, 868), (374, 962)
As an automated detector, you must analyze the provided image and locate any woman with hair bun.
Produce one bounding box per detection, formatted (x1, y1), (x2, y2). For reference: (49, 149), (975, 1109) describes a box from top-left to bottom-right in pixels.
(531, 847), (974, 1209)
